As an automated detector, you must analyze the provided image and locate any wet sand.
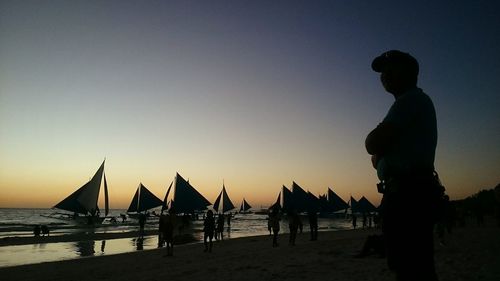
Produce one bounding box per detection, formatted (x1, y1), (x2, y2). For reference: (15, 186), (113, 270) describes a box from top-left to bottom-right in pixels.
(1, 223), (499, 281)
(0, 230), (159, 247)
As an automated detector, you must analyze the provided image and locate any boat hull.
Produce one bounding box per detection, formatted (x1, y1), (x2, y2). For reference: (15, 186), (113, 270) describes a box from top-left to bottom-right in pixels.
(41, 212), (106, 225)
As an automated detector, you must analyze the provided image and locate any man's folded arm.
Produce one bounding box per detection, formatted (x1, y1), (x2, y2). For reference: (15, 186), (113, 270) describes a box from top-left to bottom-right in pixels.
(365, 122), (398, 155)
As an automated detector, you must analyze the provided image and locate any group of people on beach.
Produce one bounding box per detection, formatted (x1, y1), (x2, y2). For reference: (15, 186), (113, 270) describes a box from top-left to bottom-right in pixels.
(155, 209), (234, 255)
(202, 211), (233, 252)
(266, 207), (319, 247)
(351, 212), (379, 229)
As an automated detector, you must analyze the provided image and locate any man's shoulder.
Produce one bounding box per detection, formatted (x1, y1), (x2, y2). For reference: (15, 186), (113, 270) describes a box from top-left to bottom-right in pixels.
(392, 88), (434, 112)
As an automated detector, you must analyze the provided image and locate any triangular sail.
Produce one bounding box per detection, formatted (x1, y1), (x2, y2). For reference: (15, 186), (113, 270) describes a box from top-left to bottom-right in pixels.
(357, 196), (377, 213)
(306, 191), (319, 212)
(221, 186), (235, 213)
(328, 188), (349, 212)
(213, 191), (222, 212)
(161, 181), (173, 212)
(350, 196), (359, 213)
(243, 199), (252, 211)
(318, 194), (330, 213)
(170, 173), (211, 214)
(282, 185), (293, 213)
(291, 181), (309, 213)
(127, 183), (164, 213)
(269, 193), (281, 210)
(54, 160), (105, 216)
(213, 185), (235, 213)
(127, 188), (140, 213)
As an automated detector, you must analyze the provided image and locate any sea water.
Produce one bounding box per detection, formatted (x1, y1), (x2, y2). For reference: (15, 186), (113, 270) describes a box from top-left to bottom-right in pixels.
(0, 208), (353, 267)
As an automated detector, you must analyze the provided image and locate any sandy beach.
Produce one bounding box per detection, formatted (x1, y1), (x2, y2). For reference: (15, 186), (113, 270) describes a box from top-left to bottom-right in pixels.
(1, 220), (499, 281)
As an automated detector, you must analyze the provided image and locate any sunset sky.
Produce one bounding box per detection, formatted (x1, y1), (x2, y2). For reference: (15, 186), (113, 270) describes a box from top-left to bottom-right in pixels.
(1, 1), (499, 209)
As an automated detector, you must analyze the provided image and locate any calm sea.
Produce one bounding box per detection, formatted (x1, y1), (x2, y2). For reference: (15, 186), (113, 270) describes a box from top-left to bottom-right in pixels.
(0, 208), (352, 267)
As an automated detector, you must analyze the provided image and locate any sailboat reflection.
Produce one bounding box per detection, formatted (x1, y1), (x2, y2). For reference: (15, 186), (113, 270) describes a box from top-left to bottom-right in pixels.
(132, 236), (147, 251)
(75, 240), (95, 256)
(100, 240), (106, 253)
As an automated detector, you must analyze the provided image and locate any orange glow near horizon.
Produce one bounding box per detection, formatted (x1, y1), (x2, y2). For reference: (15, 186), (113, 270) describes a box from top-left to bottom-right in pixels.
(1, 156), (496, 210)
(0, 158), (386, 209)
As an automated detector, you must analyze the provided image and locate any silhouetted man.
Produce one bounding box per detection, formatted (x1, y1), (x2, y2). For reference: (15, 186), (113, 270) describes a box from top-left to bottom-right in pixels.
(308, 210), (318, 241)
(366, 50), (439, 281)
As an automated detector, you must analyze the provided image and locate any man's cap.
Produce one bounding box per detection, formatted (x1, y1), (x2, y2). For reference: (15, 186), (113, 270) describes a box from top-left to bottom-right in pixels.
(371, 50), (419, 75)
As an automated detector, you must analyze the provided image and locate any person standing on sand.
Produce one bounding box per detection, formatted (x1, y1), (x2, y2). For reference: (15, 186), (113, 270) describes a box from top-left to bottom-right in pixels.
(138, 213), (146, 237)
(267, 214), (272, 235)
(216, 213), (225, 240)
(288, 210), (301, 246)
(308, 210), (318, 241)
(204, 210), (216, 252)
(33, 225), (41, 237)
(161, 209), (175, 256)
(366, 50), (440, 281)
(41, 225), (49, 237)
(269, 207), (281, 247)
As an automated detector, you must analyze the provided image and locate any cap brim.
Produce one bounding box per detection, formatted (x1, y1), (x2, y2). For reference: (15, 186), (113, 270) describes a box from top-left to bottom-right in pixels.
(371, 56), (385, 72)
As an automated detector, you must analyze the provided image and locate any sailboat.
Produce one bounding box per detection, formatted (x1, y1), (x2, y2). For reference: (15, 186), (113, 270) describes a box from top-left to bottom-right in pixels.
(212, 184), (235, 214)
(44, 160), (109, 224)
(277, 185), (291, 213)
(356, 196), (377, 214)
(126, 183), (164, 218)
(239, 198), (252, 213)
(165, 173), (211, 215)
(327, 187), (349, 212)
(350, 196), (359, 214)
(265, 192), (281, 213)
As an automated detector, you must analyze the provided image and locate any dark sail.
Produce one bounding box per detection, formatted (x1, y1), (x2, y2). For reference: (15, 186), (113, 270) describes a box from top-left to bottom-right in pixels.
(357, 196), (377, 213)
(318, 194), (330, 213)
(306, 191), (320, 212)
(350, 196), (359, 213)
(54, 160), (105, 216)
(269, 193), (281, 211)
(213, 192), (222, 212)
(170, 173), (211, 214)
(242, 199), (252, 211)
(213, 185), (235, 213)
(328, 188), (349, 212)
(161, 181), (173, 212)
(291, 181), (309, 213)
(127, 183), (163, 213)
(127, 188), (140, 213)
(221, 186), (235, 213)
(282, 185), (293, 213)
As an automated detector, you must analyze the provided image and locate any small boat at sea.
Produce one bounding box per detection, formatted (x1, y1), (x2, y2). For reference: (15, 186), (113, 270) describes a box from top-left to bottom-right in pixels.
(239, 198), (252, 213)
(43, 160), (109, 224)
